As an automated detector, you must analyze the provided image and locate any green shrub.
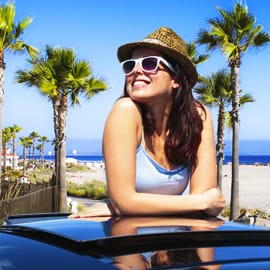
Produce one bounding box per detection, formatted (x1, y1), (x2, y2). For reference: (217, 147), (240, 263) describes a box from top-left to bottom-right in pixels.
(220, 206), (230, 218)
(7, 170), (22, 181)
(66, 163), (93, 172)
(66, 180), (107, 200)
(67, 188), (86, 197)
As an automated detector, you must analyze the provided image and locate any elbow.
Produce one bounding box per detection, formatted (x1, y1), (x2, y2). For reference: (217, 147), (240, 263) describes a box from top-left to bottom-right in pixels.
(111, 202), (134, 216)
(109, 193), (139, 216)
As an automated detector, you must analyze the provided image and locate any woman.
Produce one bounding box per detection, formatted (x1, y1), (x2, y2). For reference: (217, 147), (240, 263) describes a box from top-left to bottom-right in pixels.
(71, 26), (224, 218)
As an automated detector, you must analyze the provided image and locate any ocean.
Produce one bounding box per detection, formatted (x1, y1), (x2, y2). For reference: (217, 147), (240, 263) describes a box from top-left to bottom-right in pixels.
(21, 139), (269, 165)
(223, 155), (270, 165)
(37, 154), (270, 165)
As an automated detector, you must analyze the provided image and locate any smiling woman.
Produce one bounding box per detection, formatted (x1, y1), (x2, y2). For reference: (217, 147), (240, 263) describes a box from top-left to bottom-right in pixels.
(70, 26), (225, 219)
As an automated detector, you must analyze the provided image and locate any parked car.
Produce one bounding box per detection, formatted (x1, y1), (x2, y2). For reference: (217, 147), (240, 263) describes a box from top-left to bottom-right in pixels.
(1, 212), (270, 269)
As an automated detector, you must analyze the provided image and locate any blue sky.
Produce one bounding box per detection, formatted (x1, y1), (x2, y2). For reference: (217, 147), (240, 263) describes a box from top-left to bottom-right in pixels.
(2, 0), (270, 154)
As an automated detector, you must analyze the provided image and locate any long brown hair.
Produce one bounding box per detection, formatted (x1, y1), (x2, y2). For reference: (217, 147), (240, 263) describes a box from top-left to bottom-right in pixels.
(165, 64), (204, 171)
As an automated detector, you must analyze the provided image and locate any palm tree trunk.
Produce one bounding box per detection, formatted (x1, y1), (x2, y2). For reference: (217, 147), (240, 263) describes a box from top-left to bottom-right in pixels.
(216, 105), (226, 190)
(55, 132), (66, 211)
(230, 64), (240, 220)
(23, 146), (26, 176)
(52, 98), (60, 210)
(217, 156), (223, 190)
(0, 50), (5, 180)
(41, 144), (45, 169)
(2, 144), (7, 176)
(58, 100), (68, 212)
(58, 137), (67, 212)
(53, 96), (67, 212)
(12, 137), (16, 170)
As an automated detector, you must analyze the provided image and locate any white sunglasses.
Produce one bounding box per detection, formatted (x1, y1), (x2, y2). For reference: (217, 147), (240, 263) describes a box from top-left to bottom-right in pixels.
(121, 56), (176, 75)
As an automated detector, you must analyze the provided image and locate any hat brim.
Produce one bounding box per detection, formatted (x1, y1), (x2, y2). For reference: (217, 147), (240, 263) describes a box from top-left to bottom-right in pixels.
(117, 41), (197, 87)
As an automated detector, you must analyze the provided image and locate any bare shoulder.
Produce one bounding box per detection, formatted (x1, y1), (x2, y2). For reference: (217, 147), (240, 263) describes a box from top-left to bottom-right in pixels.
(109, 97), (142, 120)
(196, 102), (213, 122)
(105, 97), (143, 136)
(114, 97), (141, 109)
(104, 97), (143, 150)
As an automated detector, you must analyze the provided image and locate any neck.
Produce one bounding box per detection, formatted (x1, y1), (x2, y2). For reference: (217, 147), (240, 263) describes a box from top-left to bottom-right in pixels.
(144, 100), (172, 135)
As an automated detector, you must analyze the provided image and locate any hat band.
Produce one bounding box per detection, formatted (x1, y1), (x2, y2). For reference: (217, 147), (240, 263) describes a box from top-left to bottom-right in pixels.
(140, 38), (169, 48)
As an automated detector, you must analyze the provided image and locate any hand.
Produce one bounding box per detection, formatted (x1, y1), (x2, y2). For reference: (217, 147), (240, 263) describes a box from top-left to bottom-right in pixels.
(203, 188), (225, 217)
(69, 201), (113, 219)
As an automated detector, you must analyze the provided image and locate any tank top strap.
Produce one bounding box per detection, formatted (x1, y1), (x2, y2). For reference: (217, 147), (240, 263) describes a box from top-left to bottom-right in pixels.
(141, 127), (145, 145)
(136, 127), (144, 153)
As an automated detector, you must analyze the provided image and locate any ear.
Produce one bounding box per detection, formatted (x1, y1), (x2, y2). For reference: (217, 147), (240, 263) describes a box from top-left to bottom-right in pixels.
(172, 79), (180, 89)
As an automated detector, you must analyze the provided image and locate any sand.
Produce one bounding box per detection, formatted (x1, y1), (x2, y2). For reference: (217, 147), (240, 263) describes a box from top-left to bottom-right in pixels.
(221, 164), (270, 213)
(67, 163), (270, 215)
(66, 168), (106, 185)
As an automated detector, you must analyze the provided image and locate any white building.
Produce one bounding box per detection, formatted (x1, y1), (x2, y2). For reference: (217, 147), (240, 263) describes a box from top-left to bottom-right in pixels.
(1, 148), (19, 168)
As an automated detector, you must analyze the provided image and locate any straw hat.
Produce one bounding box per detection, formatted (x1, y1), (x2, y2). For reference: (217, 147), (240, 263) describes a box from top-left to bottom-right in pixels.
(117, 26), (198, 86)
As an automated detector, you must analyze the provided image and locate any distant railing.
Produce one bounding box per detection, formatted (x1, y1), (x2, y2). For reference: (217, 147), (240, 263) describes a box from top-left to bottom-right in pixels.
(0, 176), (59, 220)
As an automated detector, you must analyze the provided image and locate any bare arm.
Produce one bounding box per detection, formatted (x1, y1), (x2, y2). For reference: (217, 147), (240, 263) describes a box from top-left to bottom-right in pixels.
(102, 98), (224, 217)
(190, 105), (225, 216)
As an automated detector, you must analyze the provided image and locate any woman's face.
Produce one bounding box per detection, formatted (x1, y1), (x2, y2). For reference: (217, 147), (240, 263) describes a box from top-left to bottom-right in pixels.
(124, 48), (179, 104)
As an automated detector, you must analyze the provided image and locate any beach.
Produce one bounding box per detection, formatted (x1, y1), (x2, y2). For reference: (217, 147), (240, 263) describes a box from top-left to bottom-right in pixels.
(66, 166), (106, 185)
(67, 163), (270, 217)
(221, 164), (270, 213)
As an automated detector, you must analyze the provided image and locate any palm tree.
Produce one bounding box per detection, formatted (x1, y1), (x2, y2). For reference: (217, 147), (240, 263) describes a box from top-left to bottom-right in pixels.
(29, 131), (39, 159)
(36, 144), (43, 163)
(2, 127), (12, 175)
(197, 2), (270, 220)
(10, 124), (23, 171)
(26, 139), (33, 161)
(18, 136), (32, 176)
(15, 45), (108, 211)
(194, 69), (255, 191)
(38, 135), (49, 168)
(0, 2), (38, 179)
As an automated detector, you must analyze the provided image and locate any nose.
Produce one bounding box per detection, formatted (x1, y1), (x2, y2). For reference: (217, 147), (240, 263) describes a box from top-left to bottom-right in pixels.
(132, 62), (143, 74)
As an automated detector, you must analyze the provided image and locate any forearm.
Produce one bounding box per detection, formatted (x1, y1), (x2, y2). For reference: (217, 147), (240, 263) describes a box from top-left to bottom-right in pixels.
(110, 192), (209, 216)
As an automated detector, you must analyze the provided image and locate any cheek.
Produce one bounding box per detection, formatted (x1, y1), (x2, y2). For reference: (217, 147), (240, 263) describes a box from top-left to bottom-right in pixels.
(157, 73), (178, 88)
(124, 78), (132, 93)
(156, 76), (177, 91)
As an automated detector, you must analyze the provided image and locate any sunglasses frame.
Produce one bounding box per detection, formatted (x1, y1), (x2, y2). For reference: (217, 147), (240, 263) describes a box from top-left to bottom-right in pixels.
(121, 56), (176, 75)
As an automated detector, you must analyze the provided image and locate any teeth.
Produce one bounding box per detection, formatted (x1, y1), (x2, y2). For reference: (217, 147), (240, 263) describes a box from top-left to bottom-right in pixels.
(133, 81), (147, 87)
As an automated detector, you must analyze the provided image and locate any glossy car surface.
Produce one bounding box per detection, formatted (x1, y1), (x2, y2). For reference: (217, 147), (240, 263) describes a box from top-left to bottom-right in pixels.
(1, 213), (270, 269)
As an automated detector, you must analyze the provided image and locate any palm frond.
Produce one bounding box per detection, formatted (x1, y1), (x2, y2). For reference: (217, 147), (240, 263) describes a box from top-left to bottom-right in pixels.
(15, 16), (32, 37)
(197, 1), (270, 62)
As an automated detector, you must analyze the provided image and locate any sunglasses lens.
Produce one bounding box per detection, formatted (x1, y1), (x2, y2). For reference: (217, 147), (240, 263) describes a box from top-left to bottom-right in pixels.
(122, 60), (135, 74)
(142, 57), (158, 71)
